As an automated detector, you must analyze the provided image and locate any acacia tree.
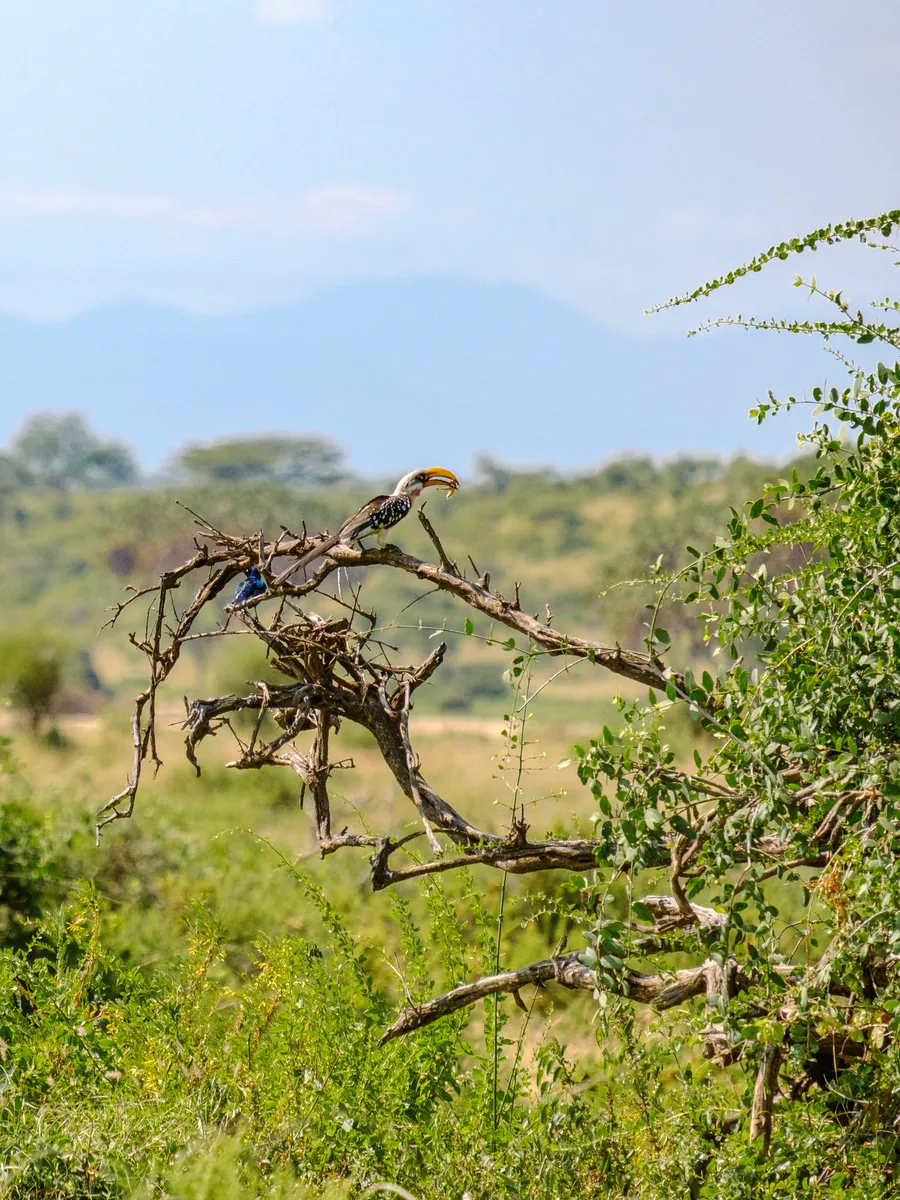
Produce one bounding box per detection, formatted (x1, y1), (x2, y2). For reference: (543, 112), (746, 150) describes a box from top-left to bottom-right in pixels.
(105, 210), (900, 1186)
(0, 632), (66, 734)
(175, 434), (346, 487)
(9, 412), (139, 490)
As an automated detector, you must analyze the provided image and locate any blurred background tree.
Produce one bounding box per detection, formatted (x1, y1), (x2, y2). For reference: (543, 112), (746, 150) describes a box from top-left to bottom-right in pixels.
(7, 411), (139, 490)
(0, 451), (32, 496)
(175, 434), (347, 488)
(472, 451), (513, 492)
(0, 631), (68, 734)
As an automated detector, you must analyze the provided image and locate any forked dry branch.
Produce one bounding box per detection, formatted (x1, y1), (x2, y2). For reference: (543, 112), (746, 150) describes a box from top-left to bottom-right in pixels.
(99, 507), (669, 863)
(101, 508), (793, 878)
(102, 502), (858, 1133)
(102, 511), (840, 850)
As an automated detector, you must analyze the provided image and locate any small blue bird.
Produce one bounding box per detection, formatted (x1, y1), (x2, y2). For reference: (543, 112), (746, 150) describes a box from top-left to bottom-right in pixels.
(233, 566), (266, 606)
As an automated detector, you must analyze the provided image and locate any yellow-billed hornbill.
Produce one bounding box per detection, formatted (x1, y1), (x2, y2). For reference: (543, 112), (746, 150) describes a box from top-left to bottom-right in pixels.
(274, 466), (459, 585)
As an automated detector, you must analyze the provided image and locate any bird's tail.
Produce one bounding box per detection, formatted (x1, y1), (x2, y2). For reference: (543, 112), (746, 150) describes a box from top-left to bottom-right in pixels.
(272, 529), (344, 588)
(346, 513), (379, 539)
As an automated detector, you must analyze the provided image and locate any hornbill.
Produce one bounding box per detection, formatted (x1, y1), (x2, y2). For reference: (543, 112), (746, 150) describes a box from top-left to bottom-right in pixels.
(274, 466), (459, 587)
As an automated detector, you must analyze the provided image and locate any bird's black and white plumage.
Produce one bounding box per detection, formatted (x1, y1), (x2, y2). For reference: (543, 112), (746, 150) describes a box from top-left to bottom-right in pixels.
(274, 467), (459, 586)
(348, 491), (413, 538)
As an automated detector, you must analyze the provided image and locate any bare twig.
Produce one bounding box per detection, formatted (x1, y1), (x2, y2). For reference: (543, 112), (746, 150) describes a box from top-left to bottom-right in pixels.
(100, 512), (823, 901)
(396, 686), (443, 856)
(417, 506), (458, 575)
(669, 835), (697, 924)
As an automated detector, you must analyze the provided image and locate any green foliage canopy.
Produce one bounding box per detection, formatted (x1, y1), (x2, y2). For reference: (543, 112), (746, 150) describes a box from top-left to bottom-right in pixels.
(175, 434), (347, 488)
(7, 411), (139, 490)
(575, 209), (900, 1180)
(0, 630), (67, 733)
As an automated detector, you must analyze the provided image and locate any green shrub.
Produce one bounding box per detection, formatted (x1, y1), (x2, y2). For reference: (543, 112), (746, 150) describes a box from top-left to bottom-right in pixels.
(0, 882), (622, 1200)
(134, 1136), (351, 1199)
(0, 796), (61, 949)
(0, 630), (67, 733)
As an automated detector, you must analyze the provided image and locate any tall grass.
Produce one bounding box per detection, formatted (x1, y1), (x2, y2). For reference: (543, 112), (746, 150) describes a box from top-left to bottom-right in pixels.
(0, 877), (635, 1199)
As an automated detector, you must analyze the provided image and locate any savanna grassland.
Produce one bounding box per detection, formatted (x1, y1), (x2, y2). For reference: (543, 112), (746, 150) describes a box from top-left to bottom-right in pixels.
(0, 455), (796, 1199)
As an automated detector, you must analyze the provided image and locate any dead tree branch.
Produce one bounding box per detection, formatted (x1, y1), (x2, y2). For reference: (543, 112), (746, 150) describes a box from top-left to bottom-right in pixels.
(378, 952), (744, 1045)
(749, 1044), (784, 1154)
(317, 543), (671, 691)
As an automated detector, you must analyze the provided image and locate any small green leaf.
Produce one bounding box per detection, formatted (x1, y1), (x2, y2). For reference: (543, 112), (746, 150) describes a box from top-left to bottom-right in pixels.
(463, 617), (474, 636)
(671, 815), (695, 838)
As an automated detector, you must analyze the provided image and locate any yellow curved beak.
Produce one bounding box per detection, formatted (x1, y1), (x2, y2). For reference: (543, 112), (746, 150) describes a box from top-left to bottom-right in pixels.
(422, 467), (460, 497)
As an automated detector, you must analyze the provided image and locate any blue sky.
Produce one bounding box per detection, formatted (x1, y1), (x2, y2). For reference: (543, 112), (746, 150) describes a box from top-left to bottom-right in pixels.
(0, 1), (898, 473)
(0, 0), (897, 332)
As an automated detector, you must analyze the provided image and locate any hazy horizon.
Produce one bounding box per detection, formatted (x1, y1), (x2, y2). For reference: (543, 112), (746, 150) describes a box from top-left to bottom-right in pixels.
(0, 274), (837, 474)
(0, 1), (896, 470)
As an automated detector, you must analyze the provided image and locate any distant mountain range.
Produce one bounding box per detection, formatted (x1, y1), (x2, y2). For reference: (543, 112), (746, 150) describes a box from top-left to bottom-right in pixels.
(0, 277), (834, 473)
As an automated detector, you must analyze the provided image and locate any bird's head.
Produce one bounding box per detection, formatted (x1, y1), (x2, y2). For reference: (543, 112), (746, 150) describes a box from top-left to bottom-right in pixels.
(392, 467), (460, 498)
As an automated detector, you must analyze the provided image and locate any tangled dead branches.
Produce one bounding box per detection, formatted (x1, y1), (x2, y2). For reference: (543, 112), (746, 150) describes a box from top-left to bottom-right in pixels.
(98, 499), (879, 1144)
(99, 505), (667, 879)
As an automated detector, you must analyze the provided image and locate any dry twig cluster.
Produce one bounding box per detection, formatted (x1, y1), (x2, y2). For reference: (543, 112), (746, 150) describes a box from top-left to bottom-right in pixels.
(100, 506), (663, 872)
